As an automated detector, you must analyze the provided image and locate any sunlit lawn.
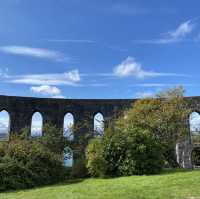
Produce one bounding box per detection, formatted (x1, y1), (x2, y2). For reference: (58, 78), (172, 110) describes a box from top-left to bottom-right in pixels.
(1, 170), (200, 199)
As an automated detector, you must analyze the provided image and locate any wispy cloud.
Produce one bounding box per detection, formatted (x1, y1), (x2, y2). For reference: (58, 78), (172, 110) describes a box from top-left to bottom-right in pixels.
(5, 69), (81, 86)
(168, 20), (195, 39)
(133, 19), (196, 44)
(131, 83), (196, 88)
(113, 57), (188, 78)
(47, 39), (95, 44)
(135, 91), (154, 98)
(0, 46), (70, 62)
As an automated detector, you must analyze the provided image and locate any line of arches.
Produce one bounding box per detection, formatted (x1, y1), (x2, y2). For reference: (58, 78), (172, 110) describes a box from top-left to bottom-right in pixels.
(0, 110), (106, 139)
(0, 110), (105, 167)
(2, 109), (200, 168)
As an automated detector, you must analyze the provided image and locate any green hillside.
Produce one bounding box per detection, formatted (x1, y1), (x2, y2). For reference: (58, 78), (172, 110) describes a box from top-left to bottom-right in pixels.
(1, 170), (200, 199)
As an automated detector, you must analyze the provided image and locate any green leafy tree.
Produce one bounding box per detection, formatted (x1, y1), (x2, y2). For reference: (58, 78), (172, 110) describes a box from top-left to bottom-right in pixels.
(86, 127), (164, 176)
(86, 86), (191, 176)
(117, 86), (191, 166)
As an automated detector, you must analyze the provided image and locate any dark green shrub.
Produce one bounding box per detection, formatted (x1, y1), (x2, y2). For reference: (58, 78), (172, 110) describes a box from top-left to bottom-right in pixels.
(192, 147), (200, 167)
(86, 139), (107, 177)
(86, 127), (164, 177)
(71, 157), (88, 178)
(0, 158), (36, 191)
(0, 124), (70, 191)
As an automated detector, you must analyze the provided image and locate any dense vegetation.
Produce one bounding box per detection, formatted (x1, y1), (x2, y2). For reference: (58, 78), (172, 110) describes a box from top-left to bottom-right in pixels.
(0, 124), (70, 191)
(0, 86), (195, 192)
(1, 170), (200, 199)
(86, 128), (164, 176)
(86, 87), (191, 176)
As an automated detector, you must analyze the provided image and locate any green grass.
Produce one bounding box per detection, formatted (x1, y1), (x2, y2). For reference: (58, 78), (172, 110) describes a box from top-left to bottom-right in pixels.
(1, 170), (200, 199)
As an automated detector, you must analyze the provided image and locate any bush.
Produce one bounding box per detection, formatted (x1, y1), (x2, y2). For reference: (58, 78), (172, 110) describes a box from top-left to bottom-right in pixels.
(71, 157), (88, 178)
(86, 139), (107, 177)
(0, 124), (70, 191)
(192, 147), (200, 167)
(86, 127), (164, 177)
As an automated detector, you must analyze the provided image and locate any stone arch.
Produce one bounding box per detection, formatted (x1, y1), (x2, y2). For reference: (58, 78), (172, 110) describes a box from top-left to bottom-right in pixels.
(63, 112), (74, 140)
(93, 112), (104, 136)
(31, 112), (43, 137)
(189, 111), (200, 144)
(0, 110), (10, 141)
(63, 147), (73, 167)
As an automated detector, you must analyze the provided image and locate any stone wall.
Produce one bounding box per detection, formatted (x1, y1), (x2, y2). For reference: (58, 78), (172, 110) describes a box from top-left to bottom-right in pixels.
(0, 95), (135, 134)
(1, 95), (200, 169)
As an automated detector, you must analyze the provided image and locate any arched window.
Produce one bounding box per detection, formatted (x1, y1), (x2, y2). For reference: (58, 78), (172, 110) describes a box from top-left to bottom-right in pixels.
(189, 112), (200, 144)
(63, 147), (73, 167)
(0, 110), (10, 141)
(94, 112), (104, 136)
(31, 112), (43, 137)
(63, 113), (74, 140)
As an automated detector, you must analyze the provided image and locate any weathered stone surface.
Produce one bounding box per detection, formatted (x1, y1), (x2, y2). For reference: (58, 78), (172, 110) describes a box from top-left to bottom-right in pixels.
(0, 95), (135, 133)
(0, 95), (200, 169)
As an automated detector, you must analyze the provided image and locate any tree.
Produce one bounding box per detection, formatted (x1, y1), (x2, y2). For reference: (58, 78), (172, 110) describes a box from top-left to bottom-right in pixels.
(117, 86), (191, 166)
(86, 127), (164, 176)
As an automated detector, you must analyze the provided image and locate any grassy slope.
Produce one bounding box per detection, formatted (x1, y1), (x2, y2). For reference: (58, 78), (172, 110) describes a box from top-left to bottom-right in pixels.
(1, 170), (200, 199)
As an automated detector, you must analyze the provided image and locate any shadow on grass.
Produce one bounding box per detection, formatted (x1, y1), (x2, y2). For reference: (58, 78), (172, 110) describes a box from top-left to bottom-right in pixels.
(160, 168), (192, 175)
(2, 169), (197, 194)
(1, 178), (85, 194)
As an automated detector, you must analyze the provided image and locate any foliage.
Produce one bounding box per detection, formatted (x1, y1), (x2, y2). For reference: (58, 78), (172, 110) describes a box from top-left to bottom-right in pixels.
(0, 124), (70, 191)
(38, 123), (68, 154)
(192, 147), (200, 167)
(86, 138), (107, 177)
(71, 157), (88, 178)
(86, 127), (164, 177)
(191, 135), (200, 144)
(87, 86), (190, 176)
(117, 86), (191, 167)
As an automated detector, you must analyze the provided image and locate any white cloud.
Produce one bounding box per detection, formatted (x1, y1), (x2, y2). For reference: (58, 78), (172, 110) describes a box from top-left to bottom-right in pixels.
(30, 85), (66, 98)
(133, 19), (196, 44)
(6, 69), (81, 86)
(0, 46), (69, 62)
(113, 57), (187, 78)
(30, 85), (61, 95)
(114, 57), (143, 78)
(66, 70), (81, 82)
(135, 91), (154, 98)
(168, 20), (194, 39)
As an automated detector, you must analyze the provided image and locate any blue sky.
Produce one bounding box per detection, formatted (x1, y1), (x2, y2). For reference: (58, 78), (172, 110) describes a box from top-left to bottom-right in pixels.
(0, 0), (200, 99)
